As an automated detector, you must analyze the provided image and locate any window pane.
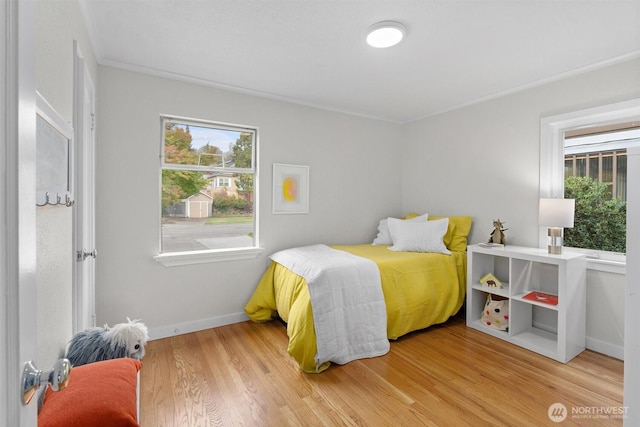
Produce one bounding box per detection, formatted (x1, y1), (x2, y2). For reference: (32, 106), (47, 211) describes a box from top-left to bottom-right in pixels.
(575, 157), (586, 176)
(161, 118), (256, 253)
(601, 154), (613, 182)
(564, 158), (573, 176)
(564, 133), (628, 254)
(601, 154), (613, 198)
(588, 156), (599, 180)
(164, 122), (253, 169)
(617, 154), (627, 201)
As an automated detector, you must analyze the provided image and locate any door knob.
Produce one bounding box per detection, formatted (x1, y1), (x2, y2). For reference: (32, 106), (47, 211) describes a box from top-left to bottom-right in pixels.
(77, 248), (97, 262)
(21, 358), (71, 405)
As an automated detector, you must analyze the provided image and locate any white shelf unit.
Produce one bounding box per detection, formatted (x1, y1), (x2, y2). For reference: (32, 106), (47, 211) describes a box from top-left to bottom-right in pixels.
(466, 244), (586, 363)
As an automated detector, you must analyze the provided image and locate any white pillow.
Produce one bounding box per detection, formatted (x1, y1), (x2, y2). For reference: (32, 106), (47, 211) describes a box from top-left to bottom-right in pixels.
(372, 213), (428, 245)
(387, 217), (451, 254)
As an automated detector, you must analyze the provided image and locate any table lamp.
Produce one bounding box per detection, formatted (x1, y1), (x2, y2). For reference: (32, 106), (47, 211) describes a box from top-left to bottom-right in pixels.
(539, 198), (575, 255)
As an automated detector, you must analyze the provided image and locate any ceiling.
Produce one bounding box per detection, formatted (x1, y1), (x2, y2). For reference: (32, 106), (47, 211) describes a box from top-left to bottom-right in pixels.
(79, 0), (640, 123)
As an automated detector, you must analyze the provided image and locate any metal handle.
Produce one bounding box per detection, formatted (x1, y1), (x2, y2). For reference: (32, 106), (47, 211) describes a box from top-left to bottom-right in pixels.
(77, 248), (97, 262)
(21, 358), (71, 405)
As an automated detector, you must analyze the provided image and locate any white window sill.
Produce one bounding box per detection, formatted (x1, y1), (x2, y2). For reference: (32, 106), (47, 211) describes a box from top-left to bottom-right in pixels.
(542, 247), (626, 275)
(586, 257), (626, 275)
(154, 246), (264, 267)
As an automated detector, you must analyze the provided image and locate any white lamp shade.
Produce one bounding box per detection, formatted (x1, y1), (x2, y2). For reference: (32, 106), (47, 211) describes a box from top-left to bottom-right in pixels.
(539, 198), (575, 228)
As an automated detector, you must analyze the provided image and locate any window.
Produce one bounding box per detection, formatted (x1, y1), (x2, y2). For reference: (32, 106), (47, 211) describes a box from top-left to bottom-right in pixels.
(215, 177), (230, 188)
(154, 115), (261, 266)
(564, 151), (628, 199)
(563, 127), (638, 254)
(540, 98), (640, 271)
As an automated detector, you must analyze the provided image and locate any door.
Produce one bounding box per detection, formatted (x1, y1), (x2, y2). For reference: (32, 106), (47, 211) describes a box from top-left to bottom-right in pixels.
(73, 42), (97, 333)
(1, 0), (38, 425)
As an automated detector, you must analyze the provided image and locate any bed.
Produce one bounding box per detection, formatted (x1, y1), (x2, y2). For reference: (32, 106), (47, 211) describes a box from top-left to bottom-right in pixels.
(245, 215), (472, 373)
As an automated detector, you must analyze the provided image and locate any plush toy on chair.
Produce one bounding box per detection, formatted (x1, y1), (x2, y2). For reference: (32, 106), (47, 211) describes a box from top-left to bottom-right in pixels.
(65, 318), (149, 367)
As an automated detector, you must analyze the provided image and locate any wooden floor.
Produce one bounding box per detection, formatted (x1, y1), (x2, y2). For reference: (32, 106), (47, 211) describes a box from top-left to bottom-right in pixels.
(140, 312), (624, 426)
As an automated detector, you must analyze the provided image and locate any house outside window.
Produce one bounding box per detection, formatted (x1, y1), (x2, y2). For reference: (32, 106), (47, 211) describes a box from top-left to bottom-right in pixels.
(216, 177), (230, 188)
(155, 115), (260, 265)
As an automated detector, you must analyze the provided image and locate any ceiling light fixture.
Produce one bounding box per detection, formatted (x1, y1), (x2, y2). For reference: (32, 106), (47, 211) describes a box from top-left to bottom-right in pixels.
(366, 21), (406, 48)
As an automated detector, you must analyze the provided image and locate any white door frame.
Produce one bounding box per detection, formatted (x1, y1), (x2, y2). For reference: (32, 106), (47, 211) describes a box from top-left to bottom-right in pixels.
(624, 146), (640, 426)
(1, 0), (38, 425)
(73, 41), (96, 333)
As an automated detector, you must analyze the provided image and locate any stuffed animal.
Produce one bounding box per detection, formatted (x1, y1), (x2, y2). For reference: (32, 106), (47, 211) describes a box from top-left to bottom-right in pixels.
(65, 318), (149, 366)
(488, 219), (508, 245)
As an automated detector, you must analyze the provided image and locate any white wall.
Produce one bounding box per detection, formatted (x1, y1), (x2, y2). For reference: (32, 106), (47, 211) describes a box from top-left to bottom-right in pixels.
(35, 0), (97, 368)
(95, 66), (403, 336)
(97, 59), (639, 356)
(402, 57), (640, 357)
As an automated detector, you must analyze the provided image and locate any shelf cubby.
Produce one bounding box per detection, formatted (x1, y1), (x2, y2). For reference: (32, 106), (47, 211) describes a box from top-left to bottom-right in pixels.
(466, 244), (586, 363)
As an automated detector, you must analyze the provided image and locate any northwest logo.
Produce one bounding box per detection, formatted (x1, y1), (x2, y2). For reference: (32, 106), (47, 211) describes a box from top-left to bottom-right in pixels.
(548, 403), (568, 423)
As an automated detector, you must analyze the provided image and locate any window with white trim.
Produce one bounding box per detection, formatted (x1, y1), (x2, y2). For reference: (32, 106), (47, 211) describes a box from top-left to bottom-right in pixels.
(158, 115), (258, 260)
(540, 98), (640, 269)
(216, 177), (230, 188)
(563, 126), (639, 254)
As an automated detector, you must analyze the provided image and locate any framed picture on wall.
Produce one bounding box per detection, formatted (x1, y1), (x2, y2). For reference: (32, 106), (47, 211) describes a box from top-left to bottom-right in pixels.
(273, 163), (309, 214)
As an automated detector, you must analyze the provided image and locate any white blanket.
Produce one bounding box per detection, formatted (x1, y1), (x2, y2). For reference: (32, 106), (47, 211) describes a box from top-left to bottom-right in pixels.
(270, 244), (390, 368)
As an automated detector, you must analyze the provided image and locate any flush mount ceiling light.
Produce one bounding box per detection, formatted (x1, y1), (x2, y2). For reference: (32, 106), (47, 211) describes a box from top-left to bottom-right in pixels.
(366, 21), (406, 48)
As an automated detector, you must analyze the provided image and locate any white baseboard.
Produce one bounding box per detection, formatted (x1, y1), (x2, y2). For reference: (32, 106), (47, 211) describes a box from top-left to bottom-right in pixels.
(532, 320), (624, 360)
(586, 336), (624, 360)
(150, 314), (624, 361)
(148, 312), (250, 340)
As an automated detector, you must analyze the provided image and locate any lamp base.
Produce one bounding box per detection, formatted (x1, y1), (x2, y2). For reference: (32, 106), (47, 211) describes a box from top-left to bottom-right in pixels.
(548, 244), (563, 255)
(547, 227), (563, 255)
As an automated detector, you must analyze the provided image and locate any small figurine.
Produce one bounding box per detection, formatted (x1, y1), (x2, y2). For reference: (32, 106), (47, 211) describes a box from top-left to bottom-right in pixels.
(488, 219), (508, 245)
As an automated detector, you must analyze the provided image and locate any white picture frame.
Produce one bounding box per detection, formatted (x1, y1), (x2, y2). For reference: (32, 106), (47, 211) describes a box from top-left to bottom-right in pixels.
(272, 163), (309, 214)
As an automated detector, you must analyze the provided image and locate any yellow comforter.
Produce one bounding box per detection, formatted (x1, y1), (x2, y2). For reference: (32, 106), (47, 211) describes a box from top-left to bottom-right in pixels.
(244, 244), (467, 373)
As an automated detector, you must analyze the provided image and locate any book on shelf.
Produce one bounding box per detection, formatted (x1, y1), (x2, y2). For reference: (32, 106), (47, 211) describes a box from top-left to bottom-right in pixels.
(478, 242), (505, 249)
(522, 291), (558, 306)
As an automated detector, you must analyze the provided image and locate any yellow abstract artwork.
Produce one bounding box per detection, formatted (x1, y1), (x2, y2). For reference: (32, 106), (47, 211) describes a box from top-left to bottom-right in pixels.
(282, 176), (298, 201)
(273, 164), (309, 214)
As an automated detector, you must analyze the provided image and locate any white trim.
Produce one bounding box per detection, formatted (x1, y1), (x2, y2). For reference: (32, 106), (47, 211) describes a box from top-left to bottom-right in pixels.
(73, 41), (97, 332)
(35, 91), (73, 141)
(586, 336), (624, 360)
(2, 0), (37, 424)
(105, 60), (401, 123)
(1, 2), (8, 421)
(148, 311), (250, 340)
(624, 146), (640, 421)
(153, 246), (264, 267)
(539, 97), (640, 257)
(148, 310), (626, 360)
(409, 51), (640, 124)
(159, 116), (259, 257)
(586, 259), (626, 275)
(161, 114), (256, 134)
(96, 48), (640, 125)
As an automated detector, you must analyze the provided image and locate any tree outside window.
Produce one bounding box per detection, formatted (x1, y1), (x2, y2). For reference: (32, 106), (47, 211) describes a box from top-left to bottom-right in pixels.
(160, 117), (257, 253)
